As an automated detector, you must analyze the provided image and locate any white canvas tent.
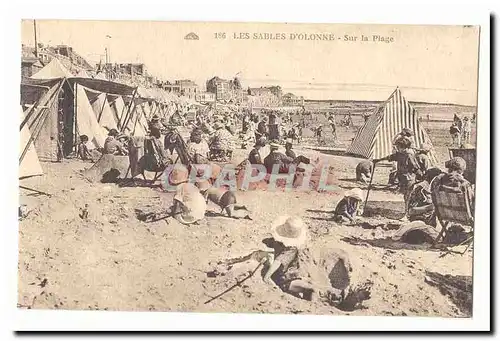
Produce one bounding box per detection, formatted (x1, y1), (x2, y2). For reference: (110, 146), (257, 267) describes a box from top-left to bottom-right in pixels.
(31, 58), (73, 79)
(346, 88), (438, 165)
(20, 106), (43, 178)
(90, 92), (118, 132)
(75, 85), (107, 149)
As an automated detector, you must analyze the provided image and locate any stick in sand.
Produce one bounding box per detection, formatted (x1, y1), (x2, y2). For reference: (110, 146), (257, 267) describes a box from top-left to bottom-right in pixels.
(363, 161), (376, 217)
(204, 262), (263, 305)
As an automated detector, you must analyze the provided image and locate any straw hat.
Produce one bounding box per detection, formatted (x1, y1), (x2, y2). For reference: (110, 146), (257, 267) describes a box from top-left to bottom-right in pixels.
(269, 142), (280, 150)
(344, 188), (363, 201)
(271, 216), (308, 247)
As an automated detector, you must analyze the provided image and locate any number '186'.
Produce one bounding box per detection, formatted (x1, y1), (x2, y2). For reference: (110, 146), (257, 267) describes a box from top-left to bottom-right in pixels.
(214, 33), (226, 39)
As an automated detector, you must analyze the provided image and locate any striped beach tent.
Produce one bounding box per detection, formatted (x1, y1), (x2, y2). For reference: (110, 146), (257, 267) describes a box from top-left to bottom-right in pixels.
(346, 88), (438, 165)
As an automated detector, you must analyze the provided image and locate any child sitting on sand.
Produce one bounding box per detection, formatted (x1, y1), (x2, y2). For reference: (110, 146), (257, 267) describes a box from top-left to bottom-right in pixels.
(333, 188), (364, 224)
(263, 216), (318, 301)
(77, 135), (92, 161)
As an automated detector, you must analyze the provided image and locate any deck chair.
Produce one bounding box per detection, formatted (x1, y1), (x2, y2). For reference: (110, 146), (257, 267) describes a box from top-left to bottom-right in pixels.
(140, 138), (171, 184)
(431, 182), (474, 255)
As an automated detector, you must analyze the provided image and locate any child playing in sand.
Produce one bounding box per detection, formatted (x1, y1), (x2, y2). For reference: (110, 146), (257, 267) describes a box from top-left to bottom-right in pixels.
(263, 216), (317, 301)
(333, 188), (364, 224)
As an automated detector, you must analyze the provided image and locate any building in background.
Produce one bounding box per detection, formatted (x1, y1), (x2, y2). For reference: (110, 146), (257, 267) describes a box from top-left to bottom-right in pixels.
(21, 45), (43, 78)
(247, 86), (283, 107)
(195, 92), (216, 103)
(282, 92), (305, 106)
(206, 76), (231, 101)
(176, 79), (199, 99)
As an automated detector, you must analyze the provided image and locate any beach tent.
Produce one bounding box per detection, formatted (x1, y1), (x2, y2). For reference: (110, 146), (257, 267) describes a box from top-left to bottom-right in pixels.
(88, 91), (118, 132)
(346, 88), (438, 164)
(31, 58), (73, 79)
(20, 106), (43, 179)
(75, 85), (107, 149)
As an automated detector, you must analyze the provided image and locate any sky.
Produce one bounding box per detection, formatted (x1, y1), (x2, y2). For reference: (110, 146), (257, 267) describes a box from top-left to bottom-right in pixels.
(21, 20), (480, 105)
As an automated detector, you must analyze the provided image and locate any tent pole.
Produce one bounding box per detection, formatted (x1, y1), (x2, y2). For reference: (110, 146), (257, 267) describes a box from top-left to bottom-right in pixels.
(362, 162), (376, 217)
(21, 79), (63, 131)
(97, 93), (107, 122)
(20, 79), (65, 163)
(74, 82), (78, 151)
(122, 92), (138, 132)
(20, 107), (50, 164)
(118, 87), (138, 131)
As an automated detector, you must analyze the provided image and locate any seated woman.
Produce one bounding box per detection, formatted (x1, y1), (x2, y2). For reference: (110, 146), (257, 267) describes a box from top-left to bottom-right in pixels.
(431, 157), (472, 193)
(333, 188), (364, 224)
(103, 129), (128, 156)
(209, 122), (235, 161)
(187, 128), (210, 164)
(406, 167), (444, 227)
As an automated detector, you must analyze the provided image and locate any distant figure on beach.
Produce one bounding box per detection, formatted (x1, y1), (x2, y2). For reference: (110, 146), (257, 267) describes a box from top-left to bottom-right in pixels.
(449, 122), (461, 147)
(462, 117), (472, 145)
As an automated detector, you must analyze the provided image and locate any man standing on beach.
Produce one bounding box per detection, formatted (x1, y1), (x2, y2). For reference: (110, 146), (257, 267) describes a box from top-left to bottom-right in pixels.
(449, 122), (461, 146)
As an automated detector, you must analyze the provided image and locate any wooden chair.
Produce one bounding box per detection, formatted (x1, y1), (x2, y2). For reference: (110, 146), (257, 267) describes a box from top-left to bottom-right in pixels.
(431, 181), (474, 255)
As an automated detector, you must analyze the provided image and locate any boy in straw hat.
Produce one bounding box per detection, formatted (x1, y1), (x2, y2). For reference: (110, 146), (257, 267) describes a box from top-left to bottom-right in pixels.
(333, 188), (364, 224)
(263, 216), (317, 301)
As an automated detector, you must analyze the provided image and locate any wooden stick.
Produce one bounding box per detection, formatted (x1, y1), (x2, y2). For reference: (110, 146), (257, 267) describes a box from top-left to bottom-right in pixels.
(19, 185), (51, 197)
(363, 162), (376, 216)
(204, 262), (263, 305)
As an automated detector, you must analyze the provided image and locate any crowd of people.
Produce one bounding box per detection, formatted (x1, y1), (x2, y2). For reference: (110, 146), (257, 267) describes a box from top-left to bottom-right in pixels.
(71, 106), (475, 304)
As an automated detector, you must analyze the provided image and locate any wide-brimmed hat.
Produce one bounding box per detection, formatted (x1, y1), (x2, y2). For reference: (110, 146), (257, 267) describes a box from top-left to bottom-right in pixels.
(271, 216), (308, 247)
(344, 188), (363, 201)
(269, 142), (280, 150)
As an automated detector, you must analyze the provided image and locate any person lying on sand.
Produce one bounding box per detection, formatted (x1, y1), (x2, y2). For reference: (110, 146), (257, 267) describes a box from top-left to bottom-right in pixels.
(333, 188), (364, 224)
(195, 180), (252, 219)
(263, 216), (318, 301)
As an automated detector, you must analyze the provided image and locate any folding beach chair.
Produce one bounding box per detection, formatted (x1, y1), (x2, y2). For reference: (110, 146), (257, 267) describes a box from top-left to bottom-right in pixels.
(431, 180), (475, 255)
(141, 138), (171, 184)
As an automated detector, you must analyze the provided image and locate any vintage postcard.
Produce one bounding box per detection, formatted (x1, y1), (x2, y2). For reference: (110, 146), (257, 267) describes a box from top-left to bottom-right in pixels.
(16, 17), (488, 331)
